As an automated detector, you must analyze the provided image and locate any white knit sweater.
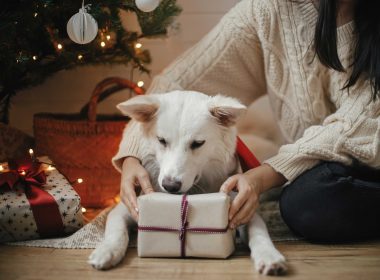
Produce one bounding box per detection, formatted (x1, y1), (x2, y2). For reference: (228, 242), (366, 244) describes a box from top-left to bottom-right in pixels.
(113, 0), (380, 182)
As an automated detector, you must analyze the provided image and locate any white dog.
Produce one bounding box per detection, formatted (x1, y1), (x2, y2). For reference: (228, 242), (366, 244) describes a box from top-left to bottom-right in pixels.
(88, 91), (287, 275)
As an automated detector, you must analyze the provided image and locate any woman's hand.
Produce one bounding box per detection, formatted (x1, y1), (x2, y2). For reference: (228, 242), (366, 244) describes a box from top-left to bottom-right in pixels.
(220, 164), (287, 228)
(120, 157), (154, 221)
(220, 173), (262, 229)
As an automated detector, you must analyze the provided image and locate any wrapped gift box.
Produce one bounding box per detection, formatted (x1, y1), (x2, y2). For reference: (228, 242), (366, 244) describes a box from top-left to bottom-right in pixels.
(137, 192), (235, 258)
(0, 156), (83, 242)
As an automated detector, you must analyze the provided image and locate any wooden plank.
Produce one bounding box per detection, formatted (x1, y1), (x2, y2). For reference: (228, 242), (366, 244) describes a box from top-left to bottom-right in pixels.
(0, 241), (379, 280)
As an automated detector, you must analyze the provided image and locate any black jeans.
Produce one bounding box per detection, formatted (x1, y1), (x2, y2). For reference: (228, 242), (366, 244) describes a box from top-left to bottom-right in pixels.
(280, 161), (380, 242)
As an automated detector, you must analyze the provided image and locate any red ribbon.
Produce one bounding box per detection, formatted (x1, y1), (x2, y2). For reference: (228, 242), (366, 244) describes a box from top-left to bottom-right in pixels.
(0, 158), (64, 238)
(138, 194), (229, 257)
(236, 136), (261, 171)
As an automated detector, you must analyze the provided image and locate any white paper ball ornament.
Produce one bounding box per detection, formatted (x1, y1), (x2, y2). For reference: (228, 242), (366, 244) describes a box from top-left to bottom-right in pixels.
(135, 0), (160, 12)
(67, 1), (98, 44)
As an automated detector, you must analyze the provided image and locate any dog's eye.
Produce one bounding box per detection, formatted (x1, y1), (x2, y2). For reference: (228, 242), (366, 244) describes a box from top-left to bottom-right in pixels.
(190, 140), (205, 150)
(157, 137), (167, 147)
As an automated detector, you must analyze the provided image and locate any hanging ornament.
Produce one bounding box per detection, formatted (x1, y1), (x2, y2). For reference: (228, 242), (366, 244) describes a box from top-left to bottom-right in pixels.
(135, 0), (160, 12)
(67, 1), (98, 44)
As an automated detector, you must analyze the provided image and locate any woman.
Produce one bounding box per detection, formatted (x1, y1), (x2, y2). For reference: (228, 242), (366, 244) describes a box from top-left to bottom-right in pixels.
(113, 0), (380, 242)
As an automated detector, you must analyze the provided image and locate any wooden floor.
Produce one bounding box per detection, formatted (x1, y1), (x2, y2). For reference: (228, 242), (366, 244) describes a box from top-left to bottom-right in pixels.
(1, 241), (380, 280)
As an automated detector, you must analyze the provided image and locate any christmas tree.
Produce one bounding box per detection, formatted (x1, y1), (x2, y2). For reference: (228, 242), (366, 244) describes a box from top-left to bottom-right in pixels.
(0, 0), (181, 124)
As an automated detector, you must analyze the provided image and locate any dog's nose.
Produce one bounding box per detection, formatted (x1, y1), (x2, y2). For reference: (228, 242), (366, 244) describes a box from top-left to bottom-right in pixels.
(162, 177), (182, 193)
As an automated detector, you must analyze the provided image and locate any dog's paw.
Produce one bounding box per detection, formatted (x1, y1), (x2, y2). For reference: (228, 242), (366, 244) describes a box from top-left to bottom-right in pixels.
(88, 242), (126, 270)
(251, 248), (287, 276)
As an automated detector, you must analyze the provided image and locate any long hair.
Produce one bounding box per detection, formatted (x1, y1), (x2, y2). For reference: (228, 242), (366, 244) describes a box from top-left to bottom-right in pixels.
(314, 0), (380, 99)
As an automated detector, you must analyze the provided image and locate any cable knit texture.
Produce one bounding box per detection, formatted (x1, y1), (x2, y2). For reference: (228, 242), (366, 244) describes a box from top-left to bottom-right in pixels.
(113, 0), (380, 182)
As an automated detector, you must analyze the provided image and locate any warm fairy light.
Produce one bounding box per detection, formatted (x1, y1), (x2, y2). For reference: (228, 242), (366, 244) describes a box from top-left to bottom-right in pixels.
(57, 43), (63, 50)
(32, 55), (37, 60)
(20, 170), (26, 176)
(100, 41), (106, 47)
(47, 165), (55, 171)
(0, 165), (4, 172)
(77, 178), (83, 184)
(106, 35), (111, 40)
(137, 81), (144, 87)
(114, 195), (121, 203)
(135, 42), (142, 49)
(78, 54), (83, 60)
(34, 12), (38, 18)
(81, 207), (87, 213)
(29, 148), (34, 157)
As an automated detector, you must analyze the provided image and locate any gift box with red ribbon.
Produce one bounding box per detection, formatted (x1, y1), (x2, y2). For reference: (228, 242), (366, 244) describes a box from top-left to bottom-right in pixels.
(0, 156), (83, 242)
(137, 192), (235, 258)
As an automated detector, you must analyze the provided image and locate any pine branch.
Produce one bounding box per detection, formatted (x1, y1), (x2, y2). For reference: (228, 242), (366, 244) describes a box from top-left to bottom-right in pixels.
(0, 0), (181, 123)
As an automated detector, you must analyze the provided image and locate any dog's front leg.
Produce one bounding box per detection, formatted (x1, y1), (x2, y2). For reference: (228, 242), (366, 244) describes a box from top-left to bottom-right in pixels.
(247, 213), (287, 275)
(88, 202), (135, 270)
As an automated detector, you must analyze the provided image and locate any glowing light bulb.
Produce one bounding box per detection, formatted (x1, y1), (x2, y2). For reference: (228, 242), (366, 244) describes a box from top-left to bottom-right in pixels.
(20, 170), (26, 176)
(78, 54), (83, 60)
(77, 178), (83, 184)
(135, 43), (142, 49)
(29, 148), (34, 157)
(137, 81), (144, 87)
(100, 41), (106, 47)
(34, 12), (38, 18)
(0, 165), (4, 172)
(32, 55), (37, 60)
(47, 165), (55, 171)
(81, 207), (87, 213)
(106, 35), (111, 40)
(57, 43), (63, 50)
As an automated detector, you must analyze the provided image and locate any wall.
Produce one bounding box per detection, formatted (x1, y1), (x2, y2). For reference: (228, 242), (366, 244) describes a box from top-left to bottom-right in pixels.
(10, 0), (240, 135)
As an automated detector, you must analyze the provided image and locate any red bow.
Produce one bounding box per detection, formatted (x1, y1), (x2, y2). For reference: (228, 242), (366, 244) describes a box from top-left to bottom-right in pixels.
(0, 158), (46, 190)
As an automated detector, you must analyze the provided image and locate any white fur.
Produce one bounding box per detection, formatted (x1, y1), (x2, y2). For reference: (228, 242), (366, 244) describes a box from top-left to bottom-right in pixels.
(88, 91), (287, 275)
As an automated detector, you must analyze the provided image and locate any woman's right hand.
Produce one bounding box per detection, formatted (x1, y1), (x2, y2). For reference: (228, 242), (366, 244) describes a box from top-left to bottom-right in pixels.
(120, 157), (154, 221)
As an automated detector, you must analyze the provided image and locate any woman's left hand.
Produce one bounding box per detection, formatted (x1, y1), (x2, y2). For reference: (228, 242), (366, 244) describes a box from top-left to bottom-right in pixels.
(220, 172), (262, 229)
(220, 164), (287, 228)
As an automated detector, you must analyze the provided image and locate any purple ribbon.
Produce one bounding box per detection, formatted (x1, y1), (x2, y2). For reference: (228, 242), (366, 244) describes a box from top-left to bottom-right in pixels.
(138, 194), (229, 257)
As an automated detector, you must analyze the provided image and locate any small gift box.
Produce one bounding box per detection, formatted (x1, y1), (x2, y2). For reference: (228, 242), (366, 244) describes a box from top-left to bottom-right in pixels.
(137, 192), (235, 258)
(0, 156), (83, 242)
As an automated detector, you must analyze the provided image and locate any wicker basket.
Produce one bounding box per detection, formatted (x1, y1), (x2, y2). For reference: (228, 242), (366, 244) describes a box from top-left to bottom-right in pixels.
(33, 77), (145, 207)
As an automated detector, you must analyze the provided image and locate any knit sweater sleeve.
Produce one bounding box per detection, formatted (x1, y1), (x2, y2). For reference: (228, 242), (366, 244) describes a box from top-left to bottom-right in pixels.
(264, 88), (380, 182)
(112, 0), (267, 172)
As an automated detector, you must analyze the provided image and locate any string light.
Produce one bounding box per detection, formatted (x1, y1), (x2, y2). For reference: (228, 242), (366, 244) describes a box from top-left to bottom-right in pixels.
(34, 12), (38, 18)
(20, 170), (26, 176)
(135, 43), (142, 49)
(57, 43), (63, 50)
(32, 55), (37, 61)
(47, 165), (55, 171)
(77, 54), (83, 60)
(100, 41), (106, 47)
(106, 35), (111, 40)
(81, 207), (87, 213)
(29, 148), (34, 158)
(137, 81), (144, 87)
(77, 178), (83, 184)
(0, 165), (4, 172)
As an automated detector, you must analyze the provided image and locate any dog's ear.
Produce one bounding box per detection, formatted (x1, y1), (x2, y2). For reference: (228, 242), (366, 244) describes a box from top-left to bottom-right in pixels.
(208, 95), (247, 127)
(117, 95), (160, 122)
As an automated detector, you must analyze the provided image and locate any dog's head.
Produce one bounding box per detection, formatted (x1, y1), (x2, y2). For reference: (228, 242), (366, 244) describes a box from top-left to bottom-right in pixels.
(117, 90), (246, 194)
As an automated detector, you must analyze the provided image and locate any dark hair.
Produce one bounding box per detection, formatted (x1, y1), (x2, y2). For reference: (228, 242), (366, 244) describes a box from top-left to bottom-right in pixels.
(314, 0), (380, 99)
